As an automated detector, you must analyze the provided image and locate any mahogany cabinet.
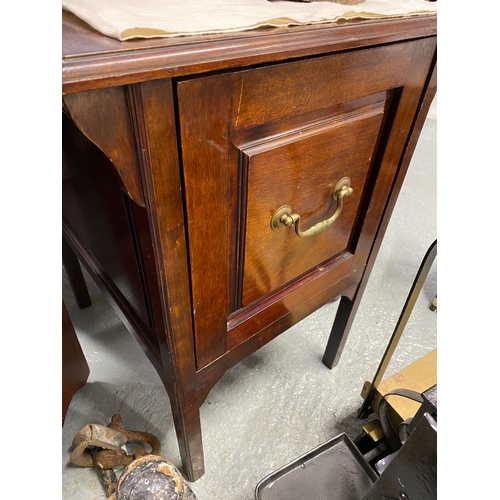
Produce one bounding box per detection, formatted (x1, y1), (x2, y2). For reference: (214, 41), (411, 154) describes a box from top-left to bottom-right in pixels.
(62, 10), (437, 481)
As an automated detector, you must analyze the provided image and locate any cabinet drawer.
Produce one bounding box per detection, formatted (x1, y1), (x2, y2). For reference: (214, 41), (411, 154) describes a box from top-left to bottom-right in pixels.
(242, 95), (385, 306)
(177, 37), (435, 369)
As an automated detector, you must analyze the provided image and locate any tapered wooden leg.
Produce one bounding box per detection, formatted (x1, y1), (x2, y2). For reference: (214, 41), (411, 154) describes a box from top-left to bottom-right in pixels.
(62, 236), (92, 309)
(167, 390), (205, 482)
(62, 300), (90, 425)
(322, 295), (358, 369)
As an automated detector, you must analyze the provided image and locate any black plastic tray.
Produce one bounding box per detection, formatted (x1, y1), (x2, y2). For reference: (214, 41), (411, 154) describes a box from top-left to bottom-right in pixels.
(255, 433), (377, 500)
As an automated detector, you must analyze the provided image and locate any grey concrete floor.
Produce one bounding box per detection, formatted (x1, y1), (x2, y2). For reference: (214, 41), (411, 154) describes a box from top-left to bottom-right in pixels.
(62, 116), (437, 500)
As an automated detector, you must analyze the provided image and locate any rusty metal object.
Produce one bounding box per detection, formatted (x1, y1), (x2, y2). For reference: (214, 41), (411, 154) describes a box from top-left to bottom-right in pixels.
(70, 421), (127, 497)
(70, 415), (197, 499)
(89, 447), (119, 498)
(96, 414), (162, 470)
(110, 455), (198, 500)
(70, 423), (128, 467)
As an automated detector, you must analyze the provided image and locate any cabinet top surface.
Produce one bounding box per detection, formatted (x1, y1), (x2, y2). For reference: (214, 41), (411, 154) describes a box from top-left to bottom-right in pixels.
(62, 9), (436, 94)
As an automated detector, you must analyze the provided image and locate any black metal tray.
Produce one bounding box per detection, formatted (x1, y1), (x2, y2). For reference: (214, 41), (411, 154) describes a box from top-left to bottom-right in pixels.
(255, 433), (377, 500)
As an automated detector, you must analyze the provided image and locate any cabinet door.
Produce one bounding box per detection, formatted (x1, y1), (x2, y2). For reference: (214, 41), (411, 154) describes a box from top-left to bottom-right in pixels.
(178, 37), (436, 370)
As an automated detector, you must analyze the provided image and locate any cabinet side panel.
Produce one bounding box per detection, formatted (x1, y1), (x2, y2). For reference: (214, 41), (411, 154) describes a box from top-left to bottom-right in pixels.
(62, 111), (159, 349)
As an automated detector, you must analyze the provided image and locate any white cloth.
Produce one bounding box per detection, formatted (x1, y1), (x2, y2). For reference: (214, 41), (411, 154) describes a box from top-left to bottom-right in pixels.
(62, 0), (437, 41)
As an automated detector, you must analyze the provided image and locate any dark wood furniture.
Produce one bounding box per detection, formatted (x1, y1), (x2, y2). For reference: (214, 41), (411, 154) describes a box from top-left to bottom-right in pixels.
(62, 300), (90, 425)
(62, 10), (437, 481)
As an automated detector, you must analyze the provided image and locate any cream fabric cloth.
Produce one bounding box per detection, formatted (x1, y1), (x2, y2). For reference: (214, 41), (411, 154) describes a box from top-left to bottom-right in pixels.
(62, 0), (437, 41)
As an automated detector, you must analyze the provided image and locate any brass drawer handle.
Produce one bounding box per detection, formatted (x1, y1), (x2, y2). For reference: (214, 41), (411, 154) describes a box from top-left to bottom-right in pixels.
(270, 177), (353, 238)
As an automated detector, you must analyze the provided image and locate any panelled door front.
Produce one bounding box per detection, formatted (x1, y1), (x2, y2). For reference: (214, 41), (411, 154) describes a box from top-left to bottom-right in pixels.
(177, 37), (436, 370)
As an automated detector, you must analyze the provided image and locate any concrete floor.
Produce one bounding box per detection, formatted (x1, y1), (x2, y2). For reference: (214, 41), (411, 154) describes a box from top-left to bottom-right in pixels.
(62, 115), (437, 500)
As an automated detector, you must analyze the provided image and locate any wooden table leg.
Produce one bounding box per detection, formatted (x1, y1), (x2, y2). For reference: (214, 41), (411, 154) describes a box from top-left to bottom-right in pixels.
(62, 301), (90, 425)
(164, 383), (205, 482)
(63, 236), (92, 309)
(322, 295), (358, 369)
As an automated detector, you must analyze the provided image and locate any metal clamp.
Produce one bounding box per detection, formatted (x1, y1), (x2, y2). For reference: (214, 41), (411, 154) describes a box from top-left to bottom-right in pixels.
(270, 177), (353, 238)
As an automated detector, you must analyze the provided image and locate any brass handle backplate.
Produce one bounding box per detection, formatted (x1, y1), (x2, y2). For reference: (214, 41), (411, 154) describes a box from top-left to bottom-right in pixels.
(270, 177), (353, 238)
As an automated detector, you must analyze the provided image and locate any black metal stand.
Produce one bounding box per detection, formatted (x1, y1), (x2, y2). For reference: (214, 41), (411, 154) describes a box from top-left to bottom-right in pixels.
(357, 240), (437, 419)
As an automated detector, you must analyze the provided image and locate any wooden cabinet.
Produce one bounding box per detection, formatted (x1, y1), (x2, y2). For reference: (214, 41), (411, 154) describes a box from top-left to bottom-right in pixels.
(62, 10), (436, 481)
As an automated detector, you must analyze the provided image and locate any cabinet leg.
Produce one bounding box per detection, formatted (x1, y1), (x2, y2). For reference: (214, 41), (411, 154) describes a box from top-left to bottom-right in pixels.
(62, 237), (92, 309)
(322, 295), (358, 369)
(166, 385), (205, 482)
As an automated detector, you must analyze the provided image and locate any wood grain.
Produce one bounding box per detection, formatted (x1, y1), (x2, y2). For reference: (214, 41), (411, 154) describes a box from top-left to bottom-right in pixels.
(62, 12), (437, 480)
